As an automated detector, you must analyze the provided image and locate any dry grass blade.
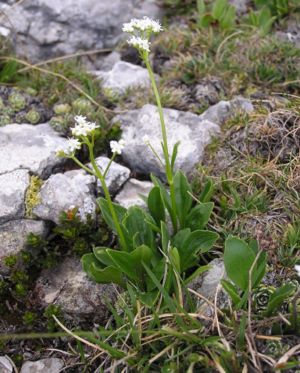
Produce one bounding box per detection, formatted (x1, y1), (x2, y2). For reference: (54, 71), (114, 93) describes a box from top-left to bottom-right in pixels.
(0, 56), (111, 114)
(53, 315), (104, 352)
(275, 343), (300, 369)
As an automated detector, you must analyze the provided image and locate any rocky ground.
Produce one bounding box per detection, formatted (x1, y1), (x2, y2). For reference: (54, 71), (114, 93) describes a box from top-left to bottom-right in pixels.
(0, 0), (299, 372)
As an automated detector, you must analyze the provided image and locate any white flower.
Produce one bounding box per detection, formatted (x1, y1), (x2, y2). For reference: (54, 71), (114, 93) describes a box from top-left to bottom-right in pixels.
(123, 17), (163, 34)
(295, 265), (300, 277)
(57, 138), (81, 156)
(128, 36), (150, 52)
(74, 115), (88, 126)
(110, 139), (125, 155)
(122, 22), (135, 33)
(71, 116), (99, 137)
(142, 135), (150, 143)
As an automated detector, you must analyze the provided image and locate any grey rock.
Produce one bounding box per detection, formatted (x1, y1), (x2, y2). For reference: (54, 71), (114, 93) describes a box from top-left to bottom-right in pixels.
(276, 17), (300, 48)
(93, 156), (130, 196)
(188, 258), (229, 316)
(199, 97), (254, 125)
(97, 51), (122, 71)
(33, 169), (96, 224)
(114, 178), (153, 209)
(194, 78), (224, 108)
(2, 0), (162, 62)
(0, 123), (67, 178)
(228, 0), (251, 15)
(34, 256), (117, 321)
(114, 103), (220, 178)
(0, 356), (13, 373)
(96, 61), (152, 94)
(0, 220), (48, 274)
(20, 358), (64, 373)
(0, 170), (30, 223)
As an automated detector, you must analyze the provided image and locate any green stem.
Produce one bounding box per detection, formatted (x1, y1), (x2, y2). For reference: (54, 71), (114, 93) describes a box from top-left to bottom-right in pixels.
(144, 55), (178, 232)
(103, 152), (117, 178)
(70, 156), (96, 177)
(87, 140), (128, 251)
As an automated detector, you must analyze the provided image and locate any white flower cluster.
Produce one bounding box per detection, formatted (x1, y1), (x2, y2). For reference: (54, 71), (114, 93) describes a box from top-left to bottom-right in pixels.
(57, 138), (81, 156)
(123, 17), (162, 53)
(128, 36), (150, 53)
(295, 265), (300, 277)
(110, 139), (125, 155)
(71, 115), (98, 137)
(122, 16), (163, 34)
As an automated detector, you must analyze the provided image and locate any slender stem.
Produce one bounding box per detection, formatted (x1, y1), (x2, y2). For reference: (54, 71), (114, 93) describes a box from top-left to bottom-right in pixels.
(87, 140), (128, 251)
(144, 57), (172, 182)
(144, 55), (178, 232)
(103, 152), (117, 178)
(70, 156), (96, 177)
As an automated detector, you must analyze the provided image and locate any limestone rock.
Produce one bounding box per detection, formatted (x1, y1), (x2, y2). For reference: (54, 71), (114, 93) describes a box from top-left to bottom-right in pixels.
(188, 258), (229, 315)
(228, 0), (251, 15)
(114, 104), (220, 178)
(34, 256), (117, 321)
(96, 61), (152, 94)
(0, 123), (67, 178)
(276, 17), (300, 48)
(194, 78), (224, 109)
(20, 358), (64, 373)
(93, 156), (131, 196)
(0, 220), (48, 274)
(1, 0), (162, 62)
(0, 356), (13, 373)
(199, 97), (254, 125)
(33, 169), (96, 224)
(0, 170), (30, 224)
(114, 178), (153, 209)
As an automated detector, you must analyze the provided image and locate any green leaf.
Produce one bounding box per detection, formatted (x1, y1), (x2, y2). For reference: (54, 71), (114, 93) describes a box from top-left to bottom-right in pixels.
(170, 247), (180, 273)
(97, 197), (127, 233)
(212, 0), (227, 20)
(81, 253), (124, 286)
(123, 207), (155, 251)
(224, 237), (255, 291)
(147, 186), (165, 227)
(185, 202), (214, 230)
(264, 284), (295, 316)
(131, 244), (154, 267)
(198, 13), (214, 28)
(184, 265), (211, 285)
(161, 221), (170, 252)
(151, 174), (177, 229)
(173, 171), (193, 227)
(93, 247), (114, 266)
(237, 313), (247, 350)
(107, 249), (139, 281)
(199, 178), (214, 203)
(252, 251), (267, 288)
(137, 290), (160, 308)
(197, 0), (206, 14)
(90, 264), (124, 286)
(180, 230), (219, 271)
(107, 245), (154, 284)
(171, 141), (180, 172)
(219, 5), (236, 29)
(221, 279), (242, 306)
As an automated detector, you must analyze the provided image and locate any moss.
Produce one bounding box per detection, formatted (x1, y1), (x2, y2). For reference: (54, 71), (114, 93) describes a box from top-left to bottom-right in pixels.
(25, 176), (43, 218)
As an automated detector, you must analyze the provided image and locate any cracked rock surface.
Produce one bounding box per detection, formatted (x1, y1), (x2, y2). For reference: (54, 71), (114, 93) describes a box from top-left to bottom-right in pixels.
(1, 0), (161, 61)
(0, 123), (67, 178)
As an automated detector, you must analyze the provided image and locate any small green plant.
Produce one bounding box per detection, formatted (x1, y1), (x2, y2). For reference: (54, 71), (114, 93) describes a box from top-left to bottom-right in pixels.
(245, 7), (276, 35)
(43, 304), (62, 332)
(222, 236), (295, 315)
(197, 0), (236, 30)
(57, 18), (219, 307)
